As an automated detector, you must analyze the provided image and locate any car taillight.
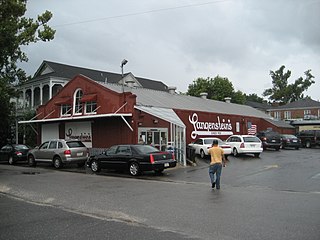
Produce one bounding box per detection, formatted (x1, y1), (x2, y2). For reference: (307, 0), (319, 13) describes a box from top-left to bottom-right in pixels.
(240, 143), (245, 148)
(64, 150), (71, 156)
(15, 151), (22, 156)
(286, 139), (290, 142)
(262, 137), (267, 141)
(150, 154), (155, 164)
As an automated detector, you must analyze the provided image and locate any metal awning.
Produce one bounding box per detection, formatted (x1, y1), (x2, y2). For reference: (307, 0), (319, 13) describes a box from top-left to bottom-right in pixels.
(18, 113), (132, 124)
(135, 106), (185, 128)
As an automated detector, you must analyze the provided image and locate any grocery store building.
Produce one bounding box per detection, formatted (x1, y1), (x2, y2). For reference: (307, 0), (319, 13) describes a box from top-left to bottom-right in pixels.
(19, 74), (294, 166)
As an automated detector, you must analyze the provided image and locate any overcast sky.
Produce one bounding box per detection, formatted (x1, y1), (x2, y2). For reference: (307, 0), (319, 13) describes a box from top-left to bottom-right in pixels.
(21, 0), (320, 100)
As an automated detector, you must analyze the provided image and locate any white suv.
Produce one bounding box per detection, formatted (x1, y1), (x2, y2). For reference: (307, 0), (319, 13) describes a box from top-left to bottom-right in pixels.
(226, 135), (263, 157)
(188, 137), (232, 159)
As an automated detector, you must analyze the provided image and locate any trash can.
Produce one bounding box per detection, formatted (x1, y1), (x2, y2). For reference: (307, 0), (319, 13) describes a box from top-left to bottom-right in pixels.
(186, 146), (196, 163)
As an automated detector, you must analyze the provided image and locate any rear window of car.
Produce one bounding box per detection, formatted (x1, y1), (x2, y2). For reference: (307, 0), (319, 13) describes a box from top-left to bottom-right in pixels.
(14, 145), (29, 150)
(134, 145), (159, 154)
(66, 141), (86, 148)
(243, 137), (260, 142)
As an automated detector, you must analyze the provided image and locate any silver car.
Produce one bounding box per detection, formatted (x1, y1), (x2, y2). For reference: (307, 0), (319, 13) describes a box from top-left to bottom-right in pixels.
(27, 139), (89, 169)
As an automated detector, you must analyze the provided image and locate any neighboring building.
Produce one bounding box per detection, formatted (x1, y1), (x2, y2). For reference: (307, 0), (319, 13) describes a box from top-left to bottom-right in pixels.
(267, 99), (320, 121)
(245, 101), (270, 114)
(19, 75), (294, 166)
(16, 60), (169, 110)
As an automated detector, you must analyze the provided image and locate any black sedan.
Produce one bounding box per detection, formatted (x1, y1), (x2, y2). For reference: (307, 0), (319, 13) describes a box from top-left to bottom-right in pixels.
(280, 134), (301, 149)
(86, 144), (177, 176)
(0, 144), (30, 164)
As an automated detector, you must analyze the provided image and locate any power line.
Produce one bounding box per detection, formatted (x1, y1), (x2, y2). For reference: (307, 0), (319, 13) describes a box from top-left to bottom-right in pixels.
(53, 0), (232, 27)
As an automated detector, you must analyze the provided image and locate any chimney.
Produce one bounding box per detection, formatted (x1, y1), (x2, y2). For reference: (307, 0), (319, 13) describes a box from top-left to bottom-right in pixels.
(224, 97), (231, 103)
(125, 79), (135, 88)
(200, 92), (208, 99)
(168, 86), (177, 94)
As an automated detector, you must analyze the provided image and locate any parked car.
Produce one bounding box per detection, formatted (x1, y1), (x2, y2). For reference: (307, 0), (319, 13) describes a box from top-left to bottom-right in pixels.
(27, 139), (89, 169)
(296, 130), (320, 148)
(188, 137), (231, 159)
(0, 144), (30, 164)
(256, 130), (281, 150)
(225, 135), (263, 157)
(86, 144), (177, 176)
(280, 134), (301, 149)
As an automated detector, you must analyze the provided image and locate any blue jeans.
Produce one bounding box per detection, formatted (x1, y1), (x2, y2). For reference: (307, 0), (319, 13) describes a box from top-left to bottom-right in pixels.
(209, 163), (222, 188)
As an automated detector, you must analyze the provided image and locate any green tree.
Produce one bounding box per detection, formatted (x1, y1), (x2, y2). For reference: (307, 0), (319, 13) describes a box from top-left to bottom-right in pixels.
(187, 75), (246, 104)
(0, 0), (55, 146)
(245, 93), (265, 103)
(263, 65), (315, 104)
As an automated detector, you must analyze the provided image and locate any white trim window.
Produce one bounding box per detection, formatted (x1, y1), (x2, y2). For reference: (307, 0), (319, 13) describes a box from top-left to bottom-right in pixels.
(284, 111), (291, 119)
(73, 89), (83, 115)
(274, 111), (281, 119)
(61, 104), (72, 116)
(85, 101), (97, 114)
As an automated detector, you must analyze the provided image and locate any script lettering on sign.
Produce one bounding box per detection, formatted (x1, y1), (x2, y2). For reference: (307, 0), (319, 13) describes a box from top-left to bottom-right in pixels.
(188, 113), (233, 139)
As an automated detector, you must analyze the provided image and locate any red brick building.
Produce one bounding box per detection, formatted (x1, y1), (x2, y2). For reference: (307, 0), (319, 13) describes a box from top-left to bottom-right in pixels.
(20, 75), (295, 166)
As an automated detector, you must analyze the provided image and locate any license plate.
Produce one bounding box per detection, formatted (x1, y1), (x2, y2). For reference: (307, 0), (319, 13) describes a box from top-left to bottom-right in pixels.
(250, 144), (256, 147)
(293, 140), (297, 142)
(164, 163), (169, 167)
(77, 152), (83, 156)
(272, 140), (276, 142)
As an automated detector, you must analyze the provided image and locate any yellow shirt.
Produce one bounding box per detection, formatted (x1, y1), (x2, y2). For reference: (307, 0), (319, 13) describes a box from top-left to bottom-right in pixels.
(208, 146), (224, 165)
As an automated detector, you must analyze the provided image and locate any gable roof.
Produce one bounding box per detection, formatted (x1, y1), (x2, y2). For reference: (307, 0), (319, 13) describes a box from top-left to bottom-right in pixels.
(268, 98), (320, 110)
(95, 80), (273, 119)
(245, 101), (270, 111)
(31, 60), (169, 92)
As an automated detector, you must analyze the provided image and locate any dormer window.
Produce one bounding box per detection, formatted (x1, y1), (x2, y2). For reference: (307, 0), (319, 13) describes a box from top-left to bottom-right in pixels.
(73, 89), (83, 115)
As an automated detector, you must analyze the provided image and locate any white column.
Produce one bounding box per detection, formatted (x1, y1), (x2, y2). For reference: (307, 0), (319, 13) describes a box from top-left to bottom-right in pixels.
(49, 81), (52, 99)
(31, 86), (34, 108)
(40, 83), (43, 105)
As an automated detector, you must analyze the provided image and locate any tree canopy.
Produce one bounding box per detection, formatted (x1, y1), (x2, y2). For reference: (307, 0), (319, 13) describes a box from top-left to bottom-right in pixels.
(0, 0), (55, 146)
(186, 75), (246, 104)
(263, 65), (315, 104)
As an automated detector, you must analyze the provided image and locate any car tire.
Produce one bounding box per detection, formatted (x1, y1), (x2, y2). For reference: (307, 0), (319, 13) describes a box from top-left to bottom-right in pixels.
(129, 161), (140, 176)
(305, 141), (311, 148)
(200, 149), (205, 159)
(8, 156), (14, 165)
(254, 153), (260, 158)
(90, 160), (101, 173)
(53, 157), (63, 169)
(232, 148), (238, 157)
(154, 169), (164, 175)
(28, 155), (36, 167)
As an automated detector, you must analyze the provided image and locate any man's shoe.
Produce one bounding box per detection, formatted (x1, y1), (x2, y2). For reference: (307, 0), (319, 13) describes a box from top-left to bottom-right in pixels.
(216, 186), (220, 189)
(211, 182), (216, 189)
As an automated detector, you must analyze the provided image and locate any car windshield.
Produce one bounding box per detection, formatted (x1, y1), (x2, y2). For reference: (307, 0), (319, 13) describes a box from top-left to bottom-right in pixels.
(203, 139), (223, 145)
(134, 145), (160, 154)
(66, 141), (86, 148)
(14, 144), (29, 150)
(243, 136), (260, 142)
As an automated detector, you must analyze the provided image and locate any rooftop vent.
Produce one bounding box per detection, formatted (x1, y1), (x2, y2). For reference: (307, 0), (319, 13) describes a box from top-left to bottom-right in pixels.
(224, 97), (231, 103)
(168, 86), (177, 94)
(200, 92), (208, 99)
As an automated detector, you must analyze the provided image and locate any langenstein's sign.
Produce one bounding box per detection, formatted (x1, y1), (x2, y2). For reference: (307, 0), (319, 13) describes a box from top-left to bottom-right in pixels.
(189, 113), (233, 139)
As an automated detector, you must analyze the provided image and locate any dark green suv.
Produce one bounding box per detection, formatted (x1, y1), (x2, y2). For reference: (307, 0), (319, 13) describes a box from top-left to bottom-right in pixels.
(296, 130), (320, 148)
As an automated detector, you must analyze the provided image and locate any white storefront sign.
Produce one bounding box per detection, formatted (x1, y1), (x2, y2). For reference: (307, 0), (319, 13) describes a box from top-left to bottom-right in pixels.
(189, 113), (233, 139)
(65, 122), (92, 148)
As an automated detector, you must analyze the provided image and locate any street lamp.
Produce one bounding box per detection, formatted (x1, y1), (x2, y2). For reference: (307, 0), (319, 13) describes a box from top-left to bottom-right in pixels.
(121, 59), (128, 92)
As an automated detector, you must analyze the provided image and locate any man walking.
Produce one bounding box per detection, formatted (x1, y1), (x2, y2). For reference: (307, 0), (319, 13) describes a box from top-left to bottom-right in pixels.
(208, 139), (226, 189)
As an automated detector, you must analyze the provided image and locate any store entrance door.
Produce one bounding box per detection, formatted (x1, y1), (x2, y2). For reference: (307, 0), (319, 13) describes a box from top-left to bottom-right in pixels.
(138, 128), (168, 151)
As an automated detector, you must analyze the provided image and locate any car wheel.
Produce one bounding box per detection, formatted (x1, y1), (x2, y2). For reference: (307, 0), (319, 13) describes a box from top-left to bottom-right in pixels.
(200, 149), (205, 159)
(232, 148), (238, 157)
(305, 141), (311, 148)
(90, 160), (101, 173)
(154, 169), (164, 175)
(28, 155), (36, 167)
(129, 162), (140, 176)
(53, 157), (63, 169)
(254, 153), (260, 158)
(8, 156), (14, 165)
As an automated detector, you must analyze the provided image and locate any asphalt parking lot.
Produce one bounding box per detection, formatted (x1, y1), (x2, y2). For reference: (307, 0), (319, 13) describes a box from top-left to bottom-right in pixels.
(0, 147), (319, 240)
